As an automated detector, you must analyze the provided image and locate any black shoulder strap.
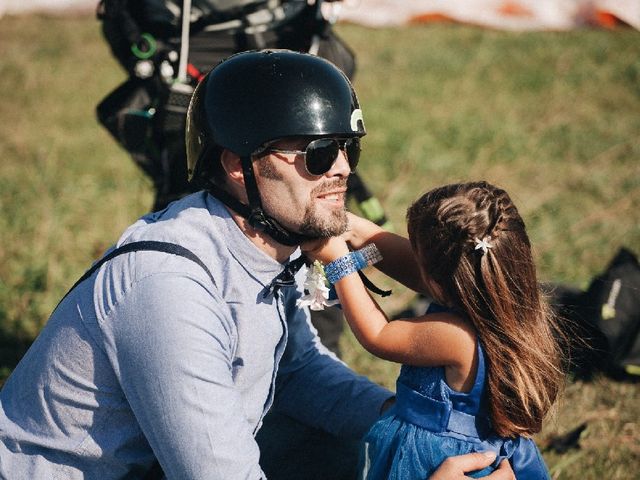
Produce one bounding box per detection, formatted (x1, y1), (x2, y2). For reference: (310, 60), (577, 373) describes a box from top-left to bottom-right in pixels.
(57, 240), (214, 480)
(60, 240), (215, 305)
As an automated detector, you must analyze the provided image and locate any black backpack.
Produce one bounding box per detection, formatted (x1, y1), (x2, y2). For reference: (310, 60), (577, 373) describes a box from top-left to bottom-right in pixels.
(584, 247), (640, 377)
(556, 247), (640, 379)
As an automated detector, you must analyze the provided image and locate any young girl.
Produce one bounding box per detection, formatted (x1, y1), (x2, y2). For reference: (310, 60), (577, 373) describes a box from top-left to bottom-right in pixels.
(303, 181), (564, 479)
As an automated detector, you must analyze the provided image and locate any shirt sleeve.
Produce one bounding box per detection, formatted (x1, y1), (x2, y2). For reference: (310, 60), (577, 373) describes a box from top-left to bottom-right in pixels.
(103, 272), (265, 480)
(271, 287), (394, 440)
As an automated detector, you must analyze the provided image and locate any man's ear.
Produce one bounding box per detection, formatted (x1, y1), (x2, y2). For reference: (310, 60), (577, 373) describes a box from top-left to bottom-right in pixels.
(220, 149), (244, 186)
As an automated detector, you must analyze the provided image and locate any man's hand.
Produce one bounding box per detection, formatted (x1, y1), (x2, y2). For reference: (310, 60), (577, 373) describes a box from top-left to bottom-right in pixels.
(429, 452), (515, 480)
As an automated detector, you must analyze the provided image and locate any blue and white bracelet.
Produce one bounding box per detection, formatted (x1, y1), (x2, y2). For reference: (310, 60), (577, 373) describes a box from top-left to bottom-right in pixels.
(324, 243), (383, 285)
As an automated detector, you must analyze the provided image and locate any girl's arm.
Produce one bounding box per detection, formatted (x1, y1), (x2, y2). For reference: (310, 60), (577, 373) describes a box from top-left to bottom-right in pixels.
(344, 213), (427, 294)
(302, 237), (476, 381)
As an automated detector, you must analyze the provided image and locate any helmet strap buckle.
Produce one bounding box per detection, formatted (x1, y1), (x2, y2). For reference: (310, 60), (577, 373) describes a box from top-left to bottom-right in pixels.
(248, 209), (268, 232)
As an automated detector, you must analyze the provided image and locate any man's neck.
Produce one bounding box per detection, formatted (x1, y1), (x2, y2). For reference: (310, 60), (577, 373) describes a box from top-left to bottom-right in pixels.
(227, 207), (297, 263)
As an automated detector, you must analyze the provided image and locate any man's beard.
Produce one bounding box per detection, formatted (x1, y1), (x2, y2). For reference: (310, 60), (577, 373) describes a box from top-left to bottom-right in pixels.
(297, 180), (349, 239)
(255, 156), (349, 239)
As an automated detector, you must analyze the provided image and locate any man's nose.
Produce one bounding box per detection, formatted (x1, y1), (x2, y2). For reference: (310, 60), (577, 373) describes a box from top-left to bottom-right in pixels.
(326, 149), (351, 177)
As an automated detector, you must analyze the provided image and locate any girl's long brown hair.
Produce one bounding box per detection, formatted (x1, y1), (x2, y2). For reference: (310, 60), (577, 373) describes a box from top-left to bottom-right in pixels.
(407, 181), (564, 437)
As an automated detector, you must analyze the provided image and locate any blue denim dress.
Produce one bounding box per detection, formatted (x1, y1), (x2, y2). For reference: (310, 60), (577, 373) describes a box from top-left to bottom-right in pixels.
(363, 306), (551, 480)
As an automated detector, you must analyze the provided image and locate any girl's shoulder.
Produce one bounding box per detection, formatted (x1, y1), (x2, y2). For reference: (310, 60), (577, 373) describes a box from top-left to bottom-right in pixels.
(421, 302), (478, 391)
(424, 302), (476, 340)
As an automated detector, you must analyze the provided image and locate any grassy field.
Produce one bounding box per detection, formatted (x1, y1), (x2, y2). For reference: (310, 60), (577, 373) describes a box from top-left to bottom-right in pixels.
(1, 13), (639, 479)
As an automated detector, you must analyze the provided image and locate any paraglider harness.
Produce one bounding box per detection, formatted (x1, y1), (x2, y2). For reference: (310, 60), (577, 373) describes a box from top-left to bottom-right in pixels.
(96, 1), (359, 208)
(96, 0), (390, 232)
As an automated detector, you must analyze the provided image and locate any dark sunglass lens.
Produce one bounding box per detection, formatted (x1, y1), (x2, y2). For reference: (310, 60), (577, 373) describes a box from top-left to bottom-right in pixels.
(306, 138), (339, 175)
(344, 138), (361, 171)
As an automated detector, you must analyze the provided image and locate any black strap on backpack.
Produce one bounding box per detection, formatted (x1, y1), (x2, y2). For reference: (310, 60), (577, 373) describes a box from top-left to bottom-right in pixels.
(57, 240), (214, 479)
(60, 240), (215, 306)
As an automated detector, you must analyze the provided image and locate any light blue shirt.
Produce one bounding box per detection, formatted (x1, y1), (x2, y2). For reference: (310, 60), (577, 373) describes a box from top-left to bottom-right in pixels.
(0, 192), (392, 479)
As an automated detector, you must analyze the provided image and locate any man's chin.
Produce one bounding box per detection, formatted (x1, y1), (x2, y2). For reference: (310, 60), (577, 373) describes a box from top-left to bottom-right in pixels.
(298, 214), (348, 239)
(298, 229), (343, 240)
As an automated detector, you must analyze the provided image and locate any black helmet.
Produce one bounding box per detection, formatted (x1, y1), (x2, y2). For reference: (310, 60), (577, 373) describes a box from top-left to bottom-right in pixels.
(185, 49), (366, 246)
(186, 49), (365, 181)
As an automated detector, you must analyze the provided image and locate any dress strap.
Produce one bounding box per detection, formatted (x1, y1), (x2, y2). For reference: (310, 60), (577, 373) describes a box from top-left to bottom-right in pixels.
(469, 340), (486, 396)
(395, 381), (491, 438)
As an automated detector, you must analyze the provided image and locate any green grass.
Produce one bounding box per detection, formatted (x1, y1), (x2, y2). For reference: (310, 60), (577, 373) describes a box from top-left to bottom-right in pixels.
(1, 13), (639, 479)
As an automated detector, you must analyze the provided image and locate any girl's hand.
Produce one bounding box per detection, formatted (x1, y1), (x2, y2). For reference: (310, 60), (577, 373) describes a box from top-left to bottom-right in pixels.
(343, 212), (383, 250)
(301, 236), (350, 264)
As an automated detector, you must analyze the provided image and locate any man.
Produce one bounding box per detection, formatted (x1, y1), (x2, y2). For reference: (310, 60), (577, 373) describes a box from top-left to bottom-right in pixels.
(97, 0), (389, 357)
(0, 50), (511, 479)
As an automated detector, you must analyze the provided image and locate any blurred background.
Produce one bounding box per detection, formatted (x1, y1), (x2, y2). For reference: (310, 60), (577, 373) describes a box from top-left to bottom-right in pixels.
(1, 1), (639, 478)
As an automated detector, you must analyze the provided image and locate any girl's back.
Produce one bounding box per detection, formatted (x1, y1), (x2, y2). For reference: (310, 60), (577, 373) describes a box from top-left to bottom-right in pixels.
(364, 304), (550, 479)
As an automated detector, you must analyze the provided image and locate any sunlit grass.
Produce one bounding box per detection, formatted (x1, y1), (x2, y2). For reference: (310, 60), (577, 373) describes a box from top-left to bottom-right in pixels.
(0, 14), (638, 478)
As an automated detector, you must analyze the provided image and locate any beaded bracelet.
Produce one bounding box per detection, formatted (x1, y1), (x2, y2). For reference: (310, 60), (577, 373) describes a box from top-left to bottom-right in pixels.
(324, 243), (383, 285)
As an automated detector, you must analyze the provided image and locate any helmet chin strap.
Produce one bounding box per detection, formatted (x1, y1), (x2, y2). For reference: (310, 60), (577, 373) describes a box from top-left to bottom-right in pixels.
(206, 156), (315, 247)
(206, 157), (392, 298)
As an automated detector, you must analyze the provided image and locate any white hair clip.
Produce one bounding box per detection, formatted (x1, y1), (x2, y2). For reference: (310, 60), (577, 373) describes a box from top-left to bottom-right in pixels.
(474, 237), (493, 254)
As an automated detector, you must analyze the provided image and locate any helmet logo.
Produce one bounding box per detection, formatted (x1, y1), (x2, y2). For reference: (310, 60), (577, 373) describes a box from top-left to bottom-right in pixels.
(350, 109), (364, 132)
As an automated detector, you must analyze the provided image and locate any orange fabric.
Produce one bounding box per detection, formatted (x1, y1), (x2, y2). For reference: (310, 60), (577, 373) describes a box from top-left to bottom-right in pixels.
(594, 10), (625, 28)
(409, 13), (456, 24)
(498, 1), (534, 17)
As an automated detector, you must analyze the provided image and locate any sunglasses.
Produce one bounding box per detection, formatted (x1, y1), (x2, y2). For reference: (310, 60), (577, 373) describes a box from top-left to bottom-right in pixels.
(259, 137), (361, 176)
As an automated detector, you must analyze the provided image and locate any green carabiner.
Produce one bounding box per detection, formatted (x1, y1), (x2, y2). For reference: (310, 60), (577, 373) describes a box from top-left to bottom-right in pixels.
(131, 33), (157, 60)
